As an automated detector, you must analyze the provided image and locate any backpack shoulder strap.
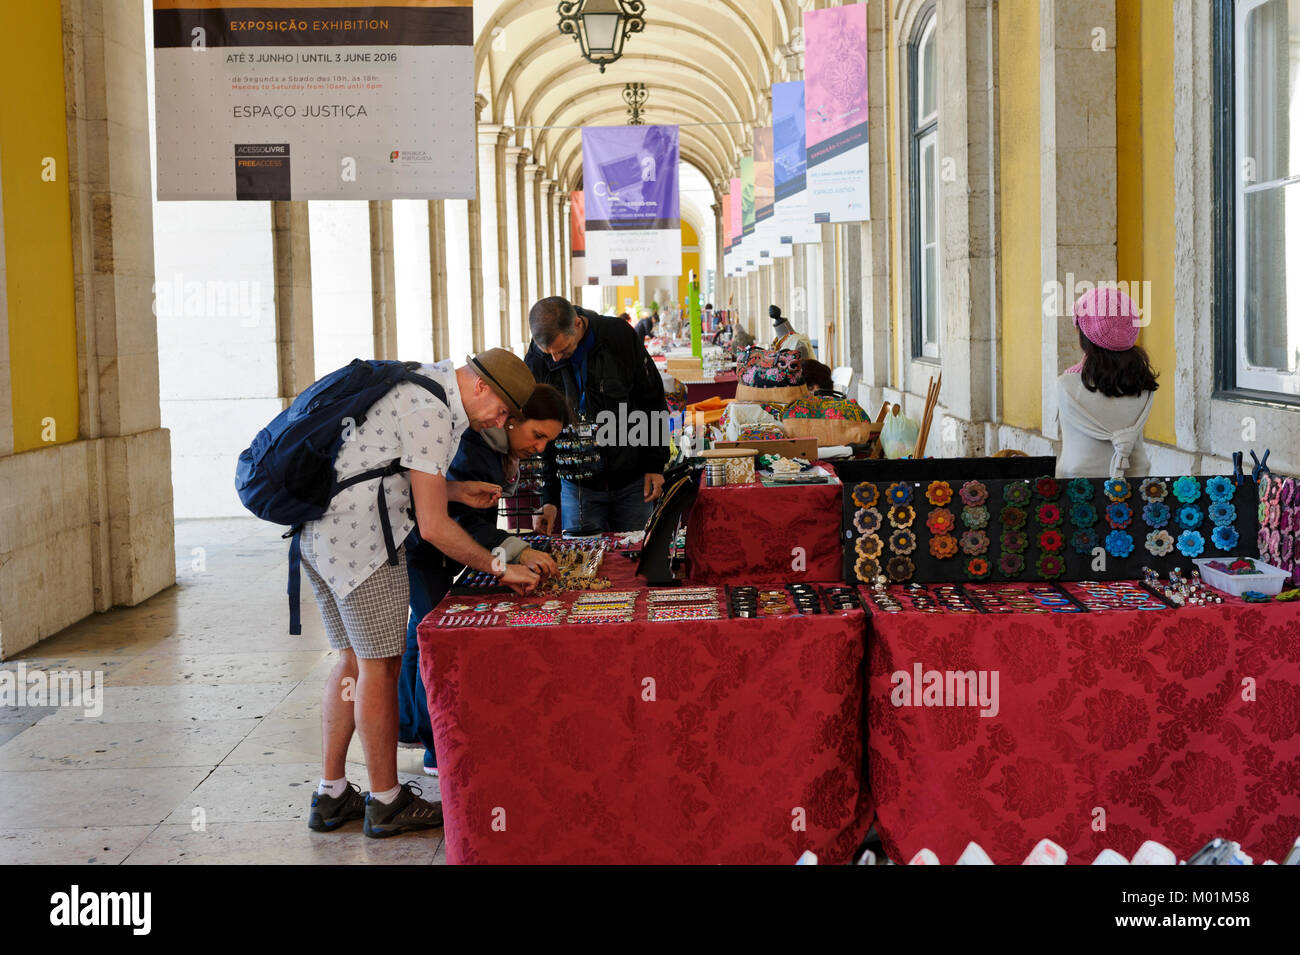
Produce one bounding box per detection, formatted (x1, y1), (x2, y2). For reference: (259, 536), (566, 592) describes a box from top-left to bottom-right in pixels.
(402, 368), (448, 406)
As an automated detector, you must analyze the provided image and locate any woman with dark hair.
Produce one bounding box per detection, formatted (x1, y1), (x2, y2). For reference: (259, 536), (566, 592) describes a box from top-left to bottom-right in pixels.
(800, 358), (835, 394)
(398, 383), (572, 775)
(1055, 287), (1159, 478)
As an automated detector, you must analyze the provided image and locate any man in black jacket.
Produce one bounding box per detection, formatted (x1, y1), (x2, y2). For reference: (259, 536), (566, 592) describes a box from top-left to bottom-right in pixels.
(526, 296), (669, 533)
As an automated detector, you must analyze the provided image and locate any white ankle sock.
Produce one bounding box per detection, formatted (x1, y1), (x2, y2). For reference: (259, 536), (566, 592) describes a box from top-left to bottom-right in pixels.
(317, 777), (347, 798)
(372, 784), (402, 805)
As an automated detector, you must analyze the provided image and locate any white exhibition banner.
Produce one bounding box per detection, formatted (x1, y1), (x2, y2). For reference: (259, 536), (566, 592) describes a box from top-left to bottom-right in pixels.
(581, 125), (682, 284)
(804, 5), (871, 222)
(152, 0), (475, 200)
(772, 80), (823, 246)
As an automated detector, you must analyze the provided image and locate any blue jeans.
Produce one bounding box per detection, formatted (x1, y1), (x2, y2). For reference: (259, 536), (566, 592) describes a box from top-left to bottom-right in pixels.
(398, 544), (453, 769)
(561, 477), (653, 533)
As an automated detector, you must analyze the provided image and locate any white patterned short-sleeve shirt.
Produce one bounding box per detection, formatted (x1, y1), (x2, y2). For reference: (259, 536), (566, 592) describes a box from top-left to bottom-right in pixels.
(305, 361), (467, 600)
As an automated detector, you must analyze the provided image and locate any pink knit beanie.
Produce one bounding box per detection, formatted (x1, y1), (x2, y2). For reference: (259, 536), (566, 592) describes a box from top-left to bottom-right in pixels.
(1072, 286), (1141, 351)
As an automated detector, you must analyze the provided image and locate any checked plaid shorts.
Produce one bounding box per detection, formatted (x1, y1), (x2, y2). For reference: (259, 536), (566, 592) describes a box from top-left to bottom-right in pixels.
(300, 531), (410, 659)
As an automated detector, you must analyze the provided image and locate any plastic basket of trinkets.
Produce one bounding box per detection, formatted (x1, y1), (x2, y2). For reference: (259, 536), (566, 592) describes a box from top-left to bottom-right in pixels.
(1193, 557), (1291, 597)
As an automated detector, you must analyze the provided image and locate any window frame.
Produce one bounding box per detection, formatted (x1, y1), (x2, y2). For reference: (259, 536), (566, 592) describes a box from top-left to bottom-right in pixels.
(1214, 0), (1300, 405)
(909, 6), (940, 362)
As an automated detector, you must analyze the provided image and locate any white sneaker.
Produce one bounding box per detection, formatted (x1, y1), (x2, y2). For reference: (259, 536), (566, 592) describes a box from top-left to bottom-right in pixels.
(423, 765), (439, 777)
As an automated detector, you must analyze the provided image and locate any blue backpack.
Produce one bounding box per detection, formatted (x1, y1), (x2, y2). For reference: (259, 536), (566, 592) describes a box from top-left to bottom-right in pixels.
(235, 359), (447, 633)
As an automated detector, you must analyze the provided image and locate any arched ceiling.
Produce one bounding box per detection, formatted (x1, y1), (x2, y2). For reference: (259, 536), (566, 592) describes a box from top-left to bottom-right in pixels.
(472, 0), (806, 193)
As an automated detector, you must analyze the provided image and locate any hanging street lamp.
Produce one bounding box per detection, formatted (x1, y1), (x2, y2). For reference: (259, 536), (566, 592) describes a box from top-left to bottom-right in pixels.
(557, 0), (647, 74)
(624, 82), (648, 124)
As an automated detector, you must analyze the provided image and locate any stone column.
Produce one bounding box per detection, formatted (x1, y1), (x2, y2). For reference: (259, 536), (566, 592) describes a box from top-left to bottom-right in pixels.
(929, 0), (1000, 454)
(711, 200), (725, 318)
(535, 175), (551, 302)
(492, 130), (512, 349)
(559, 194), (571, 299)
(523, 161), (542, 327)
(271, 201), (315, 400)
(1039, 0), (1117, 439)
(63, 0), (174, 614)
(467, 96), (490, 352)
(368, 200), (398, 359)
(504, 145), (530, 348)
(543, 180), (559, 294)
(428, 199), (450, 360)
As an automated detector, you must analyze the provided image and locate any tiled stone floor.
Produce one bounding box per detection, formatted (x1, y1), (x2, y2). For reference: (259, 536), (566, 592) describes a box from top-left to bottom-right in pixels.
(0, 518), (445, 864)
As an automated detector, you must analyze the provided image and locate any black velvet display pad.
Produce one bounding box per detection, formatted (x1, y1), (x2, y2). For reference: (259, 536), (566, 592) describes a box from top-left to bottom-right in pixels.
(832, 456), (1057, 485)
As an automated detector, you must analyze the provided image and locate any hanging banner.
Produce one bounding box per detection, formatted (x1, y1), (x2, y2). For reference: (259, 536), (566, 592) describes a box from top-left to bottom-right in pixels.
(721, 179), (734, 278)
(804, 4), (871, 222)
(753, 126), (789, 260)
(729, 177), (743, 277)
(740, 156), (756, 273)
(570, 190), (589, 287)
(152, 0), (475, 201)
(582, 124), (681, 283)
(773, 80), (822, 245)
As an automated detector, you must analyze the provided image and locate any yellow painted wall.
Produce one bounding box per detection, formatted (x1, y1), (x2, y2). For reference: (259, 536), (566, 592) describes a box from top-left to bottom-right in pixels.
(997, 0), (1042, 431)
(1137, 0), (1177, 445)
(676, 220), (700, 306)
(0, 2), (79, 452)
(616, 284), (638, 316)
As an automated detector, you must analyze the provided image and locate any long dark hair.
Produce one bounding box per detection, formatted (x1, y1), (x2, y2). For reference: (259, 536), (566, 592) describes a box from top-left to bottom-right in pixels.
(1078, 330), (1159, 398)
(520, 382), (573, 426)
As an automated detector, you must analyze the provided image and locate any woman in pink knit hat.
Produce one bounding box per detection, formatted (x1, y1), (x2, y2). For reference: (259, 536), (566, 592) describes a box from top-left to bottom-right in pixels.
(1054, 286), (1160, 479)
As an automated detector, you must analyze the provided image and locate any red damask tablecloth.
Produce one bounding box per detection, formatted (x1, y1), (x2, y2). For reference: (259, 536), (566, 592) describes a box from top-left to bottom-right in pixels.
(866, 592), (1300, 864)
(418, 558), (873, 864)
(685, 471), (844, 585)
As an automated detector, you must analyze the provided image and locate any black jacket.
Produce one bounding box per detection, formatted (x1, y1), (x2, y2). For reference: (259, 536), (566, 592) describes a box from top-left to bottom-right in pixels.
(634, 317), (655, 340)
(525, 307), (670, 506)
(407, 427), (521, 577)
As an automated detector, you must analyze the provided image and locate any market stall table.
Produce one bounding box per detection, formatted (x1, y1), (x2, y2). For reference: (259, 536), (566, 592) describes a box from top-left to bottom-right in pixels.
(685, 468), (844, 585)
(864, 582), (1300, 864)
(417, 552), (874, 864)
(682, 371), (739, 405)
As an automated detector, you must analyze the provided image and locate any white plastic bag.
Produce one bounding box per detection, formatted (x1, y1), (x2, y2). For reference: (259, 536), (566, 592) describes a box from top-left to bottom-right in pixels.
(880, 409), (920, 459)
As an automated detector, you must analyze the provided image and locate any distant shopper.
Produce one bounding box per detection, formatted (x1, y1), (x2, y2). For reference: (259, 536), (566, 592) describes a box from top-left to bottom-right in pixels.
(304, 349), (539, 837)
(711, 316), (733, 346)
(634, 313), (658, 341)
(526, 296), (669, 532)
(398, 383), (570, 776)
(1055, 287), (1158, 479)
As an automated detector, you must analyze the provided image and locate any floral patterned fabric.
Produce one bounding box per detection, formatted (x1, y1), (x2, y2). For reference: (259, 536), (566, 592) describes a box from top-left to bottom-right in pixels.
(737, 424), (787, 441)
(866, 596), (1300, 864)
(781, 395), (870, 421)
(739, 347), (805, 388)
(418, 557), (874, 864)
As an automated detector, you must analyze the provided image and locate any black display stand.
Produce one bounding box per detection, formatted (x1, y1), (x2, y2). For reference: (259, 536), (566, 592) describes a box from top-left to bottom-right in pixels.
(636, 464), (700, 586)
(843, 473), (1260, 585)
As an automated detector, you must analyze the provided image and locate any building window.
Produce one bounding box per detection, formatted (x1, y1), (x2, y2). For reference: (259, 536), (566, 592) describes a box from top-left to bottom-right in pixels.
(1218, 0), (1300, 398)
(910, 8), (940, 360)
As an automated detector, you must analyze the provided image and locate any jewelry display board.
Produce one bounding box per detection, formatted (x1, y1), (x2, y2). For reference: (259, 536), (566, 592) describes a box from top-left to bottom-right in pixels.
(843, 474), (1261, 586)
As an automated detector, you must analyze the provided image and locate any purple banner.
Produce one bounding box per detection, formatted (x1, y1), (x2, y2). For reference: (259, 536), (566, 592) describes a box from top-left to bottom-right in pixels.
(581, 125), (680, 229)
(581, 124), (682, 282)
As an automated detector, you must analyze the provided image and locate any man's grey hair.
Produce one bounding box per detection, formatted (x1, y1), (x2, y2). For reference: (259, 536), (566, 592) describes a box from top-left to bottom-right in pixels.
(529, 296), (578, 348)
